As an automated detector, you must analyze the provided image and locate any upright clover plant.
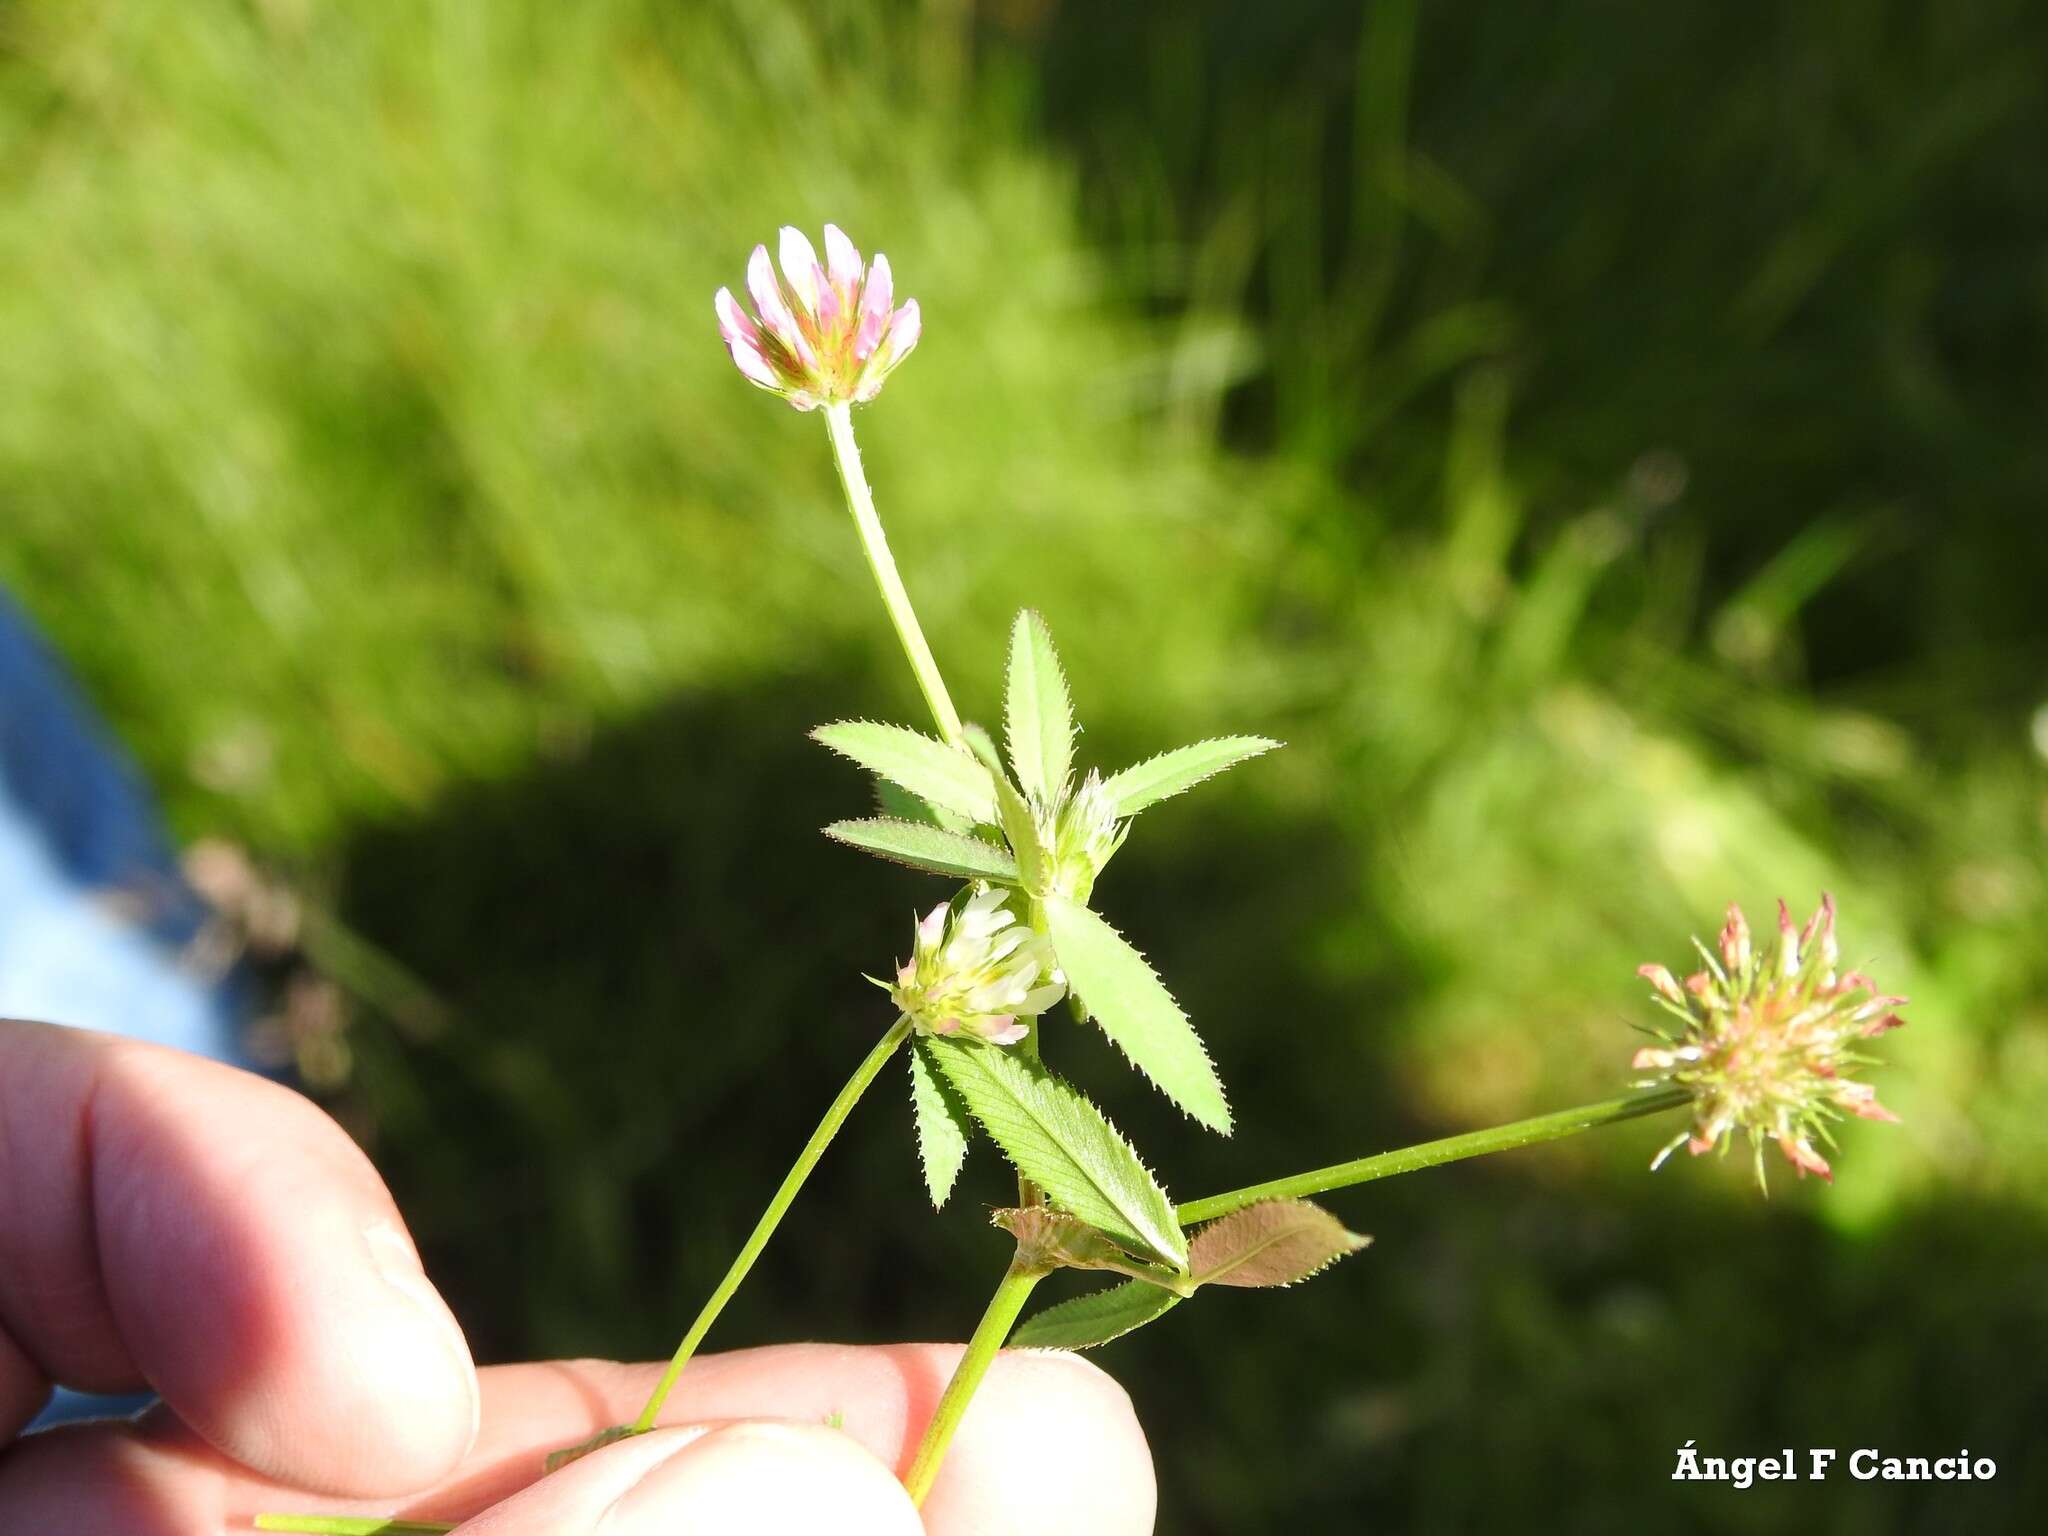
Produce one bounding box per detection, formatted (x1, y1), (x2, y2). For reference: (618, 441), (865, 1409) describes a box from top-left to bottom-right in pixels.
(263, 227), (1909, 1534)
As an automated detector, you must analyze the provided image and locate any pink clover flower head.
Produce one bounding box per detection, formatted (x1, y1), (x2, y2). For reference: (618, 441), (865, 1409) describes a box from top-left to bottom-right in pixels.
(889, 887), (1065, 1046)
(1631, 894), (1907, 1189)
(713, 225), (922, 410)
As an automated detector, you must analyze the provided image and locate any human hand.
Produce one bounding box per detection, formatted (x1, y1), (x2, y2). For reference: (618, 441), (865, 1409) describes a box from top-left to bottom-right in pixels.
(0, 1020), (1155, 1533)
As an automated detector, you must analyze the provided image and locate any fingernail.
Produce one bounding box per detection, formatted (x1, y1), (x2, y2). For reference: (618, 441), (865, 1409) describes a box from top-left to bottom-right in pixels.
(364, 1218), (482, 1449)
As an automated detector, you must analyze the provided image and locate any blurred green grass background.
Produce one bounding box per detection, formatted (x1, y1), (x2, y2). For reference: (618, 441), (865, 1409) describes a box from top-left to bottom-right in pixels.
(4, 0), (2045, 1529)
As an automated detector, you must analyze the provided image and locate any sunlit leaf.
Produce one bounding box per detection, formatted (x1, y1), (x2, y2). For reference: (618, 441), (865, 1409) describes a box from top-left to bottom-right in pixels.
(1043, 894), (1232, 1134)
(1009, 1280), (1185, 1351)
(925, 1036), (1187, 1268)
(874, 777), (945, 828)
(910, 1038), (972, 1207)
(964, 725), (1048, 893)
(813, 720), (997, 824)
(1188, 1198), (1370, 1288)
(822, 818), (1018, 882)
(1004, 610), (1074, 802)
(1100, 736), (1280, 816)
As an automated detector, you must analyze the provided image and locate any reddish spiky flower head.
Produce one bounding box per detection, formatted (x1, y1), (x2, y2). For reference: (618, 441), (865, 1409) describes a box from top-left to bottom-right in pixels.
(1632, 895), (1906, 1189)
(714, 225), (922, 410)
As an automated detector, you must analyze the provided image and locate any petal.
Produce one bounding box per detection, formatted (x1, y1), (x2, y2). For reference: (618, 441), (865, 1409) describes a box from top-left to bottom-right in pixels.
(1775, 899), (1800, 977)
(885, 298), (921, 359)
(1020, 982), (1066, 1014)
(1802, 893), (1838, 975)
(724, 332), (781, 390)
(778, 226), (824, 318)
(1777, 1135), (1833, 1181)
(854, 253), (894, 358)
(714, 287), (761, 348)
(1637, 963), (1685, 1005)
(981, 1016), (1027, 1045)
(1718, 905), (1751, 974)
(852, 299), (922, 403)
(747, 244), (815, 366)
(823, 224), (864, 292)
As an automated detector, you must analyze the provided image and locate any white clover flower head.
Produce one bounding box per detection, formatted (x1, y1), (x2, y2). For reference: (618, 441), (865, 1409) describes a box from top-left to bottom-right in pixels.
(889, 887), (1065, 1046)
(1632, 894), (1907, 1188)
(713, 225), (922, 410)
(1036, 769), (1128, 902)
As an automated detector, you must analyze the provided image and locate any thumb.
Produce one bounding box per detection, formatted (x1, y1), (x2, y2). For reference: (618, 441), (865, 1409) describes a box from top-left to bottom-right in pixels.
(452, 1421), (923, 1536)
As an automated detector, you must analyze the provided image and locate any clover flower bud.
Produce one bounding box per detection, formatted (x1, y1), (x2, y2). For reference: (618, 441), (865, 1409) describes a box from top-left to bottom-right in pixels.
(888, 887), (1065, 1046)
(1040, 769), (1129, 903)
(1631, 894), (1907, 1188)
(713, 225), (922, 410)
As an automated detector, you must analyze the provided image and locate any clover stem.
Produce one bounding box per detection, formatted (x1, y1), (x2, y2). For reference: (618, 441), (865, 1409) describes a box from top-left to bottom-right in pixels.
(627, 1015), (915, 1435)
(1172, 1086), (1692, 1224)
(823, 402), (965, 747)
(902, 1257), (1049, 1506)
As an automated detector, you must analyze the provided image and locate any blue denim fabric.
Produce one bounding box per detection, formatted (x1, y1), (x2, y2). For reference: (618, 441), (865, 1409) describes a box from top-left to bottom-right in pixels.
(0, 592), (250, 1428)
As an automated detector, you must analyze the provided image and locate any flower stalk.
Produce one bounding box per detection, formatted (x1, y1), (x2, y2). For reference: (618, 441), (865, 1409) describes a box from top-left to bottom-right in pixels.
(823, 402), (964, 746)
(601, 1016), (912, 1450)
(902, 1258), (1050, 1507)
(1175, 1086), (1693, 1226)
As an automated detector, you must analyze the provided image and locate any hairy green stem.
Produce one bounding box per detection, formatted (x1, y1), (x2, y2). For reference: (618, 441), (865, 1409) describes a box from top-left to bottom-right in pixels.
(628, 1016), (914, 1435)
(903, 1259), (1048, 1506)
(1175, 1086), (1693, 1225)
(823, 402), (964, 746)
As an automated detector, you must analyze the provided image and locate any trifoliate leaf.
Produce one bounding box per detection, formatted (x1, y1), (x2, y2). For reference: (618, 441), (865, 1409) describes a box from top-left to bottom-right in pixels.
(874, 777), (946, 828)
(1099, 736), (1280, 817)
(964, 725), (1048, 894)
(1043, 895), (1232, 1134)
(823, 818), (1018, 882)
(813, 721), (997, 825)
(925, 1036), (1187, 1270)
(1187, 1199), (1371, 1288)
(909, 1038), (972, 1208)
(1009, 1280), (1185, 1351)
(1005, 610), (1074, 803)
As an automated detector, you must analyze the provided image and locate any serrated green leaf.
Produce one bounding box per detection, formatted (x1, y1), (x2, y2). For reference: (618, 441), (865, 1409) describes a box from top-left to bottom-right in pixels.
(874, 777), (945, 828)
(814, 721), (997, 824)
(1043, 895), (1232, 1134)
(1005, 610), (1074, 803)
(1100, 736), (1280, 816)
(823, 819), (1018, 882)
(1188, 1199), (1371, 1288)
(910, 1038), (972, 1208)
(1009, 1280), (1186, 1351)
(964, 726), (1048, 893)
(925, 1036), (1187, 1269)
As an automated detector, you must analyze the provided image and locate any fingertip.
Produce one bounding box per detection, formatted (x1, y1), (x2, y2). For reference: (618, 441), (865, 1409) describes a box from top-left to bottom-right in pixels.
(220, 1219), (480, 1495)
(89, 1042), (481, 1495)
(607, 1422), (920, 1536)
(454, 1421), (919, 1536)
(920, 1349), (1155, 1536)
